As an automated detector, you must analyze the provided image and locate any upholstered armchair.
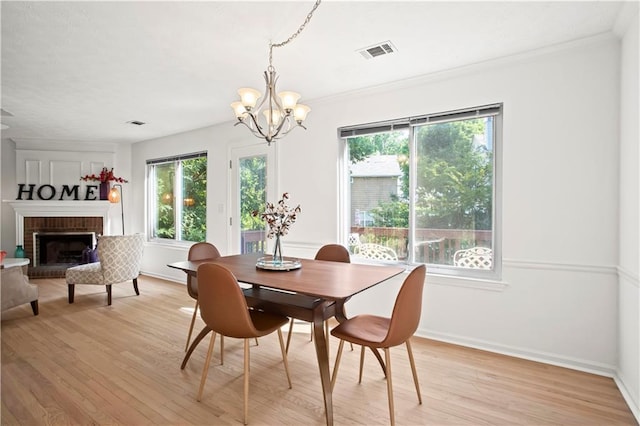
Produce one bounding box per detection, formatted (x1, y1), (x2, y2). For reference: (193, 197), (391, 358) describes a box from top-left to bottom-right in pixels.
(1, 265), (38, 316)
(65, 234), (144, 306)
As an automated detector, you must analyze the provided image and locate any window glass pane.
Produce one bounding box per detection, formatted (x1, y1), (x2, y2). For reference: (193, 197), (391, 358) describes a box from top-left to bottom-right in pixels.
(414, 117), (493, 268)
(155, 162), (176, 239)
(239, 155), (267, 254)
(348, 130), (409, 261)
(181, 157), (207, 242)
(147, 152), (207, 243)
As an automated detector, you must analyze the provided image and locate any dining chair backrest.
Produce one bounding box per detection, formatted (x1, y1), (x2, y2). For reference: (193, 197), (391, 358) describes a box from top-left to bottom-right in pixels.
(315, 244), (350, 263)
(187, 242), (220, 299)
(383, 265), (426, 348)
(197, 263), (259, 339)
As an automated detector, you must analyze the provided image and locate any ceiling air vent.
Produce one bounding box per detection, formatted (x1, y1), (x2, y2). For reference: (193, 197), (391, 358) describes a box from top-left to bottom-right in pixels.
(127, 120), (146, 126)
(358, 41), (397, 60)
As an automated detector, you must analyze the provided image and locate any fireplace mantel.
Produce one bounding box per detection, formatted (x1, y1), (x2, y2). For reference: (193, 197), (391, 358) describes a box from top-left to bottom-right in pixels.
(7, 200), (111, 245)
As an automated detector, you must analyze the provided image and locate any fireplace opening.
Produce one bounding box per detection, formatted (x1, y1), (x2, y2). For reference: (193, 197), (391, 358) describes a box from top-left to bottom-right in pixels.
(33, 232), (97, 267)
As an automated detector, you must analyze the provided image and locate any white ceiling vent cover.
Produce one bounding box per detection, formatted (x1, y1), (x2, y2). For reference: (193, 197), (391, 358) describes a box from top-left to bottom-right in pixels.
(358, 41), (397, 59)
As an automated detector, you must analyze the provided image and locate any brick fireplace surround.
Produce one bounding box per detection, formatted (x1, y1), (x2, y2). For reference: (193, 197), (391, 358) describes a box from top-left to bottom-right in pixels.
(8, 201), (111, 279)
(24, 217), (103, 278)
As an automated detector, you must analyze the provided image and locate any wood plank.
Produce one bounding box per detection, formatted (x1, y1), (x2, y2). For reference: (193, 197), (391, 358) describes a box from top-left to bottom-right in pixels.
(2, 275), (637, 425)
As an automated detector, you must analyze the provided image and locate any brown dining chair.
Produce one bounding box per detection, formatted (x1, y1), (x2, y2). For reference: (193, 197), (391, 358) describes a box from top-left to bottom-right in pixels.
(191, 263), (292, 425)
(330, 264), (426, 426)
(285, 244), (351, 353)
(185, 242), (221, 352)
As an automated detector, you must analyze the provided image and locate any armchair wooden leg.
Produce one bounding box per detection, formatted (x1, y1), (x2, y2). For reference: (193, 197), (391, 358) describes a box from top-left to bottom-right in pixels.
(106, 285), (112, 305)
(384, 347), (395, 426)
(30, 300), (39, 316)
(185, 300), (199, 352)
(132, 278), (140, 295)
(68, 284), (75, 303)
(197, 332), (217, 402)
(406, 339), (422, 404)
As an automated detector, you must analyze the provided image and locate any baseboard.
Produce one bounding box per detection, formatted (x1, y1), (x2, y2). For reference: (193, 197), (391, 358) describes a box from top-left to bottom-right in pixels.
(614, 373), (640, 423)
(141, 271), (184, 285)
(418, 329), (617, 377)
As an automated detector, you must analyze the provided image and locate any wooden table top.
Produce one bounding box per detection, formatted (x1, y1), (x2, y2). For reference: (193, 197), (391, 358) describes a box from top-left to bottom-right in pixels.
(168, 253), (405, 301)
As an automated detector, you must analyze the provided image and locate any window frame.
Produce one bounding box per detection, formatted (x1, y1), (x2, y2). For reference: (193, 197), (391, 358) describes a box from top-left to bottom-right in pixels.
(340, 104), (502, 281)
(146, 151), (208, 245)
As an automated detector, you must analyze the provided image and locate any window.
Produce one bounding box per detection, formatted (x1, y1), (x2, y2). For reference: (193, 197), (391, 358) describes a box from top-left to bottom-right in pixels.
(341, 104), (501, 279)
(147, 152), (207, 243)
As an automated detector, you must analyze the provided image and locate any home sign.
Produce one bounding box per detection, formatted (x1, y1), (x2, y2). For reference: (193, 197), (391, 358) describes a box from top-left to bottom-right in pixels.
(16, 184), (102, 201)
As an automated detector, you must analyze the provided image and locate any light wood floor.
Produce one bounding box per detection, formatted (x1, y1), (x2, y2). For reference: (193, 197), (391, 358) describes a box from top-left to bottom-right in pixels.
(1, 275), (636, 426)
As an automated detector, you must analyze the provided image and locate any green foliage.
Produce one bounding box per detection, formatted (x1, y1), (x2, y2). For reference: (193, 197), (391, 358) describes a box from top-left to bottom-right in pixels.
(415, 119), (492, 230)
(153, 157), (207, 242)
(240, 156), (266, 231)
(370, 195), (409, 228)
(181, 157), (207, 242)
(348, 118), (493, 231)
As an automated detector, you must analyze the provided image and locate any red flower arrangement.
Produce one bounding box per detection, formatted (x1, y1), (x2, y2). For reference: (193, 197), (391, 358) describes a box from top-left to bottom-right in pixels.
(80, 167), (128, 183)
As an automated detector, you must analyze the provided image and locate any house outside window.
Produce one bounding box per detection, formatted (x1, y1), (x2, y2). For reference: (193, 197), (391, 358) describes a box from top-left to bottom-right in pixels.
(147, 152), (207, 243)
(341, 104), (502, 279)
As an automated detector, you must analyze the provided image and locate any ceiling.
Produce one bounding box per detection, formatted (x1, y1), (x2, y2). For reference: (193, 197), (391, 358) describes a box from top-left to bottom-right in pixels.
(0, 1), (629, 145)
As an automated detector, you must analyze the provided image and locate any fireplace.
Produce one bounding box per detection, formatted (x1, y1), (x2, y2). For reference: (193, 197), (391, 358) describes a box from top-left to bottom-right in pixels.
(33, 232), (97, 267)
(9, 201), (111, 279)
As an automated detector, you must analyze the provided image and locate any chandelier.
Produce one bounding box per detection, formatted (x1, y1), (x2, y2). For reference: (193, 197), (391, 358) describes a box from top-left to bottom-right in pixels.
(231, 0), (321, 145)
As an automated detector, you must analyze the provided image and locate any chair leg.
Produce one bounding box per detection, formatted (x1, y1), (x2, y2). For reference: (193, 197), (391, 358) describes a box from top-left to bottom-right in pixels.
(285, 318), (294, 353)
(185, 300), (199, 352)
(220, 335), (224, 365)
(384, 348), (395, 426)
(196, 332), (217, 402)
(181, 326), (212, 369)
(276, 328), (292, 389)
(330, 339), (345, 392)
(106, 285), (112, 305)
(406, 339), (422, 404)
(68, 284), (75, 303)
(243, 338), (250, 425)
(359, 345), (365, 383)
(30, 300), (39, 316)
(132, 278), (140, 295)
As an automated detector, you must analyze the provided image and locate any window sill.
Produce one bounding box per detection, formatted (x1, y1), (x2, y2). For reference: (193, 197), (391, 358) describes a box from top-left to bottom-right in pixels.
(350, 258), (507, 291)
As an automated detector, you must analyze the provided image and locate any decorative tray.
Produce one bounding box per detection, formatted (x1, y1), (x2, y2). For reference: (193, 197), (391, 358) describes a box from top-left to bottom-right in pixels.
(256, 257), (302, 271)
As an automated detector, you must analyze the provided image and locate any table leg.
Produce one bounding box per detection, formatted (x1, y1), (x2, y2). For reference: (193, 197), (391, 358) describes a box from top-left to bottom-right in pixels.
(313, 311), (333, 426)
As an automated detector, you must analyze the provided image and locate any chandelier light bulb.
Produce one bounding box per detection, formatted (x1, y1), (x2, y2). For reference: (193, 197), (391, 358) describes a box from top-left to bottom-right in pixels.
(278, 91), (301, 111)
(238, 88), (261, 109)
(263, 108), (282, 126)
(230, 101), (248, 120)
(293, 104), (311, 123)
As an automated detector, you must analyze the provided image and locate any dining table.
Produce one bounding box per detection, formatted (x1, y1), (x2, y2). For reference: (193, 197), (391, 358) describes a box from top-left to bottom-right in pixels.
(167, 252), (405, 426)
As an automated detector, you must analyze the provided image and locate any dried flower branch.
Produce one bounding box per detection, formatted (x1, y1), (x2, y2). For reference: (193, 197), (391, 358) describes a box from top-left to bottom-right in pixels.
(253, 192), (301, 238)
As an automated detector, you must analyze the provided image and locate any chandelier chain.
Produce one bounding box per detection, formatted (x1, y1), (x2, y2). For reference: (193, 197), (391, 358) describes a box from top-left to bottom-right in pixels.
(269, 0), (321, 67)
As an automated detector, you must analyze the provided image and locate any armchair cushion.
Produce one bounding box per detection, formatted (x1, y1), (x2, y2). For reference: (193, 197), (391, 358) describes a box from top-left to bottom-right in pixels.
(1, 266), (38, 314)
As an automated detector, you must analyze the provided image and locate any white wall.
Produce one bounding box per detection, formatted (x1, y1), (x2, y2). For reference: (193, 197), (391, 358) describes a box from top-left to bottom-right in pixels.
(616, 7), (640, 419)
(132, 34), (627, 382)
(0, 140), (133, 250)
